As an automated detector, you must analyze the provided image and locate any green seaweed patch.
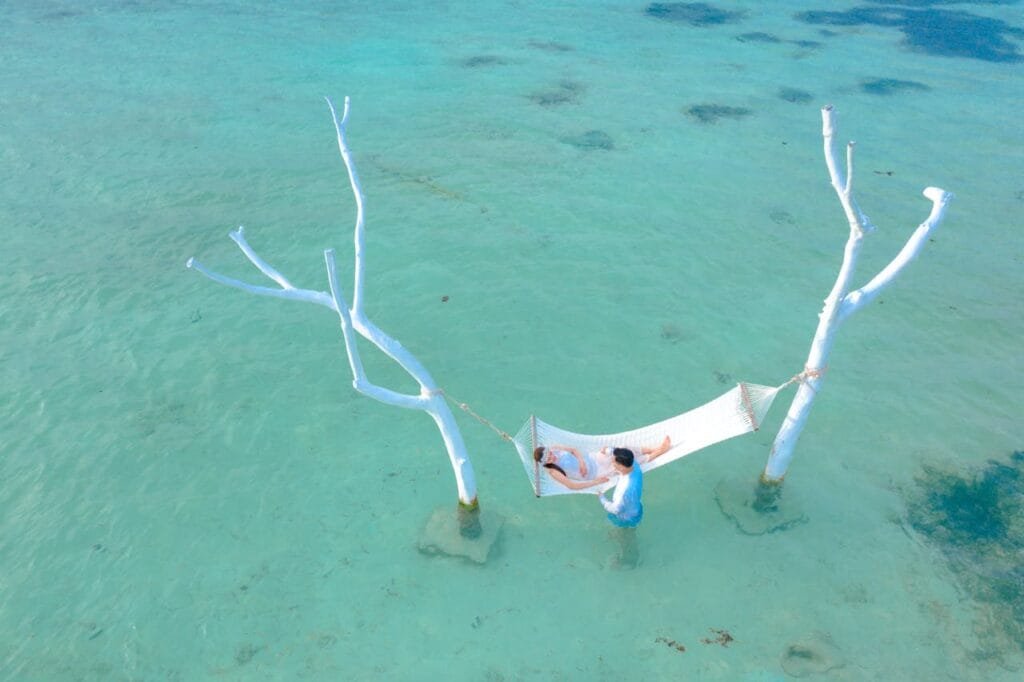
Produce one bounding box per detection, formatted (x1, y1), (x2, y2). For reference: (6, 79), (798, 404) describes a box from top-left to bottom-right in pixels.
(906, 450), (1024, 651)
(700, 628), (734, 647)
(685, 103), (753, 123)
(655, 635), (687, 652)
(645, 2), (745, 26)
(860, 77), (931, 95)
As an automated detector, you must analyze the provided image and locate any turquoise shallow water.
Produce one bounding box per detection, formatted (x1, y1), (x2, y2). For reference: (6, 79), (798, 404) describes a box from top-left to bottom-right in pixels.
(2, 1), (1023, 679)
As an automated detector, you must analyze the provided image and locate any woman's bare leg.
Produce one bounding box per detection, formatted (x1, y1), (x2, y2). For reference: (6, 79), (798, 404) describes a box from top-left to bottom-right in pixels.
(642, 435), (672, 462)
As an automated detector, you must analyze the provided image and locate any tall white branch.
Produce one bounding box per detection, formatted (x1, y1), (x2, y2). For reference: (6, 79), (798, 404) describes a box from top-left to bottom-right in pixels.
(762, 106), (952, 483)
(188, 97), (479, 506)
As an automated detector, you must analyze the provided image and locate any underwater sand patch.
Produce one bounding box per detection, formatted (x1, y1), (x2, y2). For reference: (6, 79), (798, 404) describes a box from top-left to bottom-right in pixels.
(417, 506), (504, 565)
(714, 476), (808, 535)
(781, 632), (845, 677)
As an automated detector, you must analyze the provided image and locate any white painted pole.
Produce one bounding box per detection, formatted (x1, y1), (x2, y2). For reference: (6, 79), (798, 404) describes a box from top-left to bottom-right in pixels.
(188, 98), (478, 507)
(762, 106), (952, 483)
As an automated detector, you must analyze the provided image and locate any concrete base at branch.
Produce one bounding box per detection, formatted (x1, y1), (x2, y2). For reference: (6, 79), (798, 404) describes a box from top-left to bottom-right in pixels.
(714, 476), (808, 536)
(417, 505), (504, 565)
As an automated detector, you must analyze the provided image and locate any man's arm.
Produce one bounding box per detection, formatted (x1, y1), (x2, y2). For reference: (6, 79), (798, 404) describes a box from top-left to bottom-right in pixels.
(598, 480), (624, 513)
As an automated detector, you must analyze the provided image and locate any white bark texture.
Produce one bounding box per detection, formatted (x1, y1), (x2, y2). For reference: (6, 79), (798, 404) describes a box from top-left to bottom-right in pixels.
(188, 97), (479, 506)
(762, 106), (952, 482)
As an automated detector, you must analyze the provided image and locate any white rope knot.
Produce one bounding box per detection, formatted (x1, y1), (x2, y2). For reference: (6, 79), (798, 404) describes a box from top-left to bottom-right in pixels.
(802, 365), (827, 381)
(782, 365), (828, 389)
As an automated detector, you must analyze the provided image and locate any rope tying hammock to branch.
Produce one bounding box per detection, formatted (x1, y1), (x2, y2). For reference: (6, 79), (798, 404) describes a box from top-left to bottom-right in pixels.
(433, 389), (514, 442)
(437, 366), (819, 451)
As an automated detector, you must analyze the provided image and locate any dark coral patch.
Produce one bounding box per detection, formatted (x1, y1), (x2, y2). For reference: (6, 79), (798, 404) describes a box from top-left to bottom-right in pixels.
(769, 209), (797, 225)
(864, 0), (1020, 6)
(797, 6), (1024, 63)
(736, 31), (781, 43)
(560, 130), (614, 151)
(860, 77), (930, 95)
(907, 451), (1024, 650)
(461, 55), (506, 68)
(41, 9), (84, 20)
(529, 40), (574, 52)
(735, 32), (823, 51)
(531, 90), (575, 107)
(645, 2), (745, 26)
(685, 104), (753, 123)
(778, 87), (814, 103)
(529, 80), (585, 107)
(910, 454), (1023, 545)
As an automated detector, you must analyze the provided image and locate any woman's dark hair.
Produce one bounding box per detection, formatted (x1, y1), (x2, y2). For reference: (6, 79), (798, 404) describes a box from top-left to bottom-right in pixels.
(612, 447), (635, 468)
(534, 446), (566, 476)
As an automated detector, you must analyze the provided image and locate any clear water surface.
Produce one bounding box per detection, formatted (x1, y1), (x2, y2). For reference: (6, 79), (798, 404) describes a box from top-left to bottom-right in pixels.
(2, 1), (1023, 679)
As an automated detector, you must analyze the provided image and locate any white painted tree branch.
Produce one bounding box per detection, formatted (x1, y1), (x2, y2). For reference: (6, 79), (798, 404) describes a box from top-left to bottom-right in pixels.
(322, 248), (426, 411)
(762, 106), (952, 483)
(188, 97), (479, 506)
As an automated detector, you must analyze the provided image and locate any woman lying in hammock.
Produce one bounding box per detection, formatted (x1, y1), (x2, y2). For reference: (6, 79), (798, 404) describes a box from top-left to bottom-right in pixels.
(533, 436), (672, 491)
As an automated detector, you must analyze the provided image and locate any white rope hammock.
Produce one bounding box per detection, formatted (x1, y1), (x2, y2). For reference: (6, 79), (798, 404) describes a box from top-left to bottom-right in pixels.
(512, 382), (786, 497)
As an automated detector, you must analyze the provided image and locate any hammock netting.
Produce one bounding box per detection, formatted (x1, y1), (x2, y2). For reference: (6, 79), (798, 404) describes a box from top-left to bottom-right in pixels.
(513, 382), (784, 497)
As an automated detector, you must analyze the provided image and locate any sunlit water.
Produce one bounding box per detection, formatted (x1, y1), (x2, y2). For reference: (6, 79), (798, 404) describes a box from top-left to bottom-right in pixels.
(2, 1), (1022, 679)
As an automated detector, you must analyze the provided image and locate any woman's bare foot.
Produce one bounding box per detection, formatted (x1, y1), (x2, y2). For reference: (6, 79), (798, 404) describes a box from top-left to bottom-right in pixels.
(644, 435), (673, 461)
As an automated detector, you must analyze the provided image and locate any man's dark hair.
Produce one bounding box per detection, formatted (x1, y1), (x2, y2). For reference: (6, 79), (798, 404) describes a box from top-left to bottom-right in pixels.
(612, 447), (635, 468)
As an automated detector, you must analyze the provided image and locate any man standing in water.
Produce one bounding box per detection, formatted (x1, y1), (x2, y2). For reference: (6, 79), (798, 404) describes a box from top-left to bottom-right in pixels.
(599, 447), (644, 527)
(599, 447), (644, 568)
